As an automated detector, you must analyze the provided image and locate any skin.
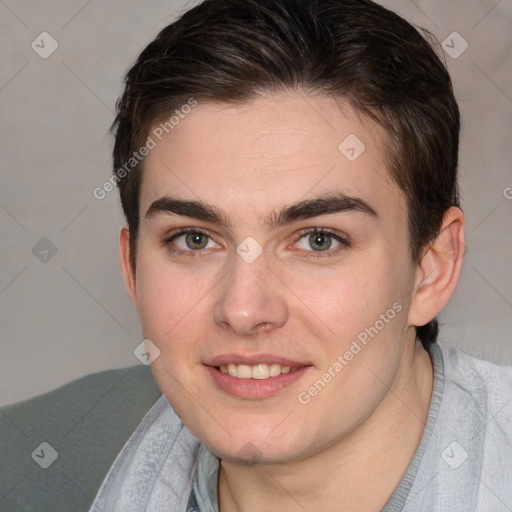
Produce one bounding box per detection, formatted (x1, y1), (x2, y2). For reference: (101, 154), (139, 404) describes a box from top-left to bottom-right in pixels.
(119, 92), (465, 511)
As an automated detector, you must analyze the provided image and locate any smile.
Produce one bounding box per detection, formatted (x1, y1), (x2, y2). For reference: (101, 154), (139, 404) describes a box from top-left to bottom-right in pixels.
(218, 363), (303, 379)
(205, 360), (312, 398)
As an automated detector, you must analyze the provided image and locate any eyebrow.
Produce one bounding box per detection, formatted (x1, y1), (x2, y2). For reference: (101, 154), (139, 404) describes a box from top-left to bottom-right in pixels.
(145, 191), (378, 229)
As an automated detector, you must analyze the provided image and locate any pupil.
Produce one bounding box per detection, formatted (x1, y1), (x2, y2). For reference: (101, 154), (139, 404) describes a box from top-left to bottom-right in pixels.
(310, 233), (331, 251)
(186, 233), (208, 250)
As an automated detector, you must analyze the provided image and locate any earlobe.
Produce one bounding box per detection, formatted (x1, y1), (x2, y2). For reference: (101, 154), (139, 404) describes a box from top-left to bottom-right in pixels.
(408, 206), (466, 328)
(119, 226), (138, 307)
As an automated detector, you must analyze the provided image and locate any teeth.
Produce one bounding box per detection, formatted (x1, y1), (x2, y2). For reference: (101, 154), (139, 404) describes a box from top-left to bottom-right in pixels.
(252, 364), (269, 380)
(269, 364), (282, 377)
(219, 363), (294, 379)
(237, 364), (252, 379)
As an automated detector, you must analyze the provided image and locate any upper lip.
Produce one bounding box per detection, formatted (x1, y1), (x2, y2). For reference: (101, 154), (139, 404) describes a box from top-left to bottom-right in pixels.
(205, 353), (310, 368)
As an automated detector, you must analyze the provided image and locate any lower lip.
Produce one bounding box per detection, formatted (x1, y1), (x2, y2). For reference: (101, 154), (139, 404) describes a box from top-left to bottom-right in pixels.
(204, 365), (312, 399)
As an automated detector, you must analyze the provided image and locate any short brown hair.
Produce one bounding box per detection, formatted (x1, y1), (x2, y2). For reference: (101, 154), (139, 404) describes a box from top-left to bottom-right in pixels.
(111, 0), (460, 348)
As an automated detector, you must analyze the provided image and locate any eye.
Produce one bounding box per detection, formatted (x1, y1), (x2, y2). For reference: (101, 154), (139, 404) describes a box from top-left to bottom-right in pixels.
(163, 227), (349, 258)
(294, 228), (349, 256)
(164, 228), (220, 253)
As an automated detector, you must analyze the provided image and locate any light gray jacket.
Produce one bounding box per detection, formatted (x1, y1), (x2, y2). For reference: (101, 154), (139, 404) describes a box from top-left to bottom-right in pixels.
(90, 342), (512, 511)
(2, 342), (511, 511)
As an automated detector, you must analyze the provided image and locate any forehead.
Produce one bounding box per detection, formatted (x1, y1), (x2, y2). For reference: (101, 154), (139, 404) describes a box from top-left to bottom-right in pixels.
(140, 92), (405, 224)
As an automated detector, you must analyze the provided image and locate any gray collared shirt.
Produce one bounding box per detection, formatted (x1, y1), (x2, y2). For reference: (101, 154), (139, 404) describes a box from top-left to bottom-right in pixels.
(187, 341), (512, 511)
(89, 340), (512, 511)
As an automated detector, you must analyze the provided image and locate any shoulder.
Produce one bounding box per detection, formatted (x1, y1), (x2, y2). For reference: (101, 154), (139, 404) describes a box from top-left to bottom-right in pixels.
(403, 342), (512, 510)
(439, 341), (512, 435)
(440, 341), (512, 406)
(437, 342), (512, 505)
(0, 365), (162, 512)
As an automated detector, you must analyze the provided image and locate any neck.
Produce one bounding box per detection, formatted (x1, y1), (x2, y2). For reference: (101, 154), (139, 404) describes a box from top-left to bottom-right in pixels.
(218, 338), (434, 512)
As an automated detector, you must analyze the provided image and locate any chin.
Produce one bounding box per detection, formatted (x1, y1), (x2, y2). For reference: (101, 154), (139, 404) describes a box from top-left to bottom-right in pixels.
(193, 417), (307, 464)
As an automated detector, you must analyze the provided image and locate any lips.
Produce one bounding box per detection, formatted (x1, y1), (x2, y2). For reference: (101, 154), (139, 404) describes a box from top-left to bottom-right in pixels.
(205, 354), (309, 379)
(204, 353), (312, 398)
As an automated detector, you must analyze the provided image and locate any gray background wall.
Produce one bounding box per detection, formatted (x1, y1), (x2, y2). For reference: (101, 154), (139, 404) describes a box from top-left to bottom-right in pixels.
(1, 0), (511, 406)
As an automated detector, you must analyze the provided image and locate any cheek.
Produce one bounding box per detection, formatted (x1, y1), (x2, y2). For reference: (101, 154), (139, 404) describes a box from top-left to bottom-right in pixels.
(286, 262), (394, 341)
(291, 254), (411, 391)
(134, 251), (211, 342)
(295, 288), (409, 438)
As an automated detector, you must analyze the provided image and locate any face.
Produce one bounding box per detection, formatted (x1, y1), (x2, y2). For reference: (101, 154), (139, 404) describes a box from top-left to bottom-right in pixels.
(125, 92), (420, 464)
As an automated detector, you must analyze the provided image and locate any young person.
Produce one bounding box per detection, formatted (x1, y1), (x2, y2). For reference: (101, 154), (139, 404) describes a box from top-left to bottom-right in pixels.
(87, 0), (512, 512)
(2, 1), (509, 511)
(88, 1), (512, 510)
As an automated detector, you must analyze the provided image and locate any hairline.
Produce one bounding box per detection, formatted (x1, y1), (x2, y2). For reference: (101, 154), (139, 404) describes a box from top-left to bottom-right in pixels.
(127, 90), (417, 270)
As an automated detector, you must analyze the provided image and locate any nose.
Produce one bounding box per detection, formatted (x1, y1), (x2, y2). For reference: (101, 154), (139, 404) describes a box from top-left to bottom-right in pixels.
(213, 251), (289, 337)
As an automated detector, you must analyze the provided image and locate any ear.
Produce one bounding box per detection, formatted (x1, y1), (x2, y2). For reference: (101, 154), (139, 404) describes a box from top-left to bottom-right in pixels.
(408, 206), (466, 328)
(119, 226), (137, 308)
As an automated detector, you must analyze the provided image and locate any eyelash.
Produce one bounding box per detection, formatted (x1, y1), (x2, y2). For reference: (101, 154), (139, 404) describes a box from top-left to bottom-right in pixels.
(163, 227), (212, 258)
(294, 227), (350, 258)
(162, 227), (350, 259)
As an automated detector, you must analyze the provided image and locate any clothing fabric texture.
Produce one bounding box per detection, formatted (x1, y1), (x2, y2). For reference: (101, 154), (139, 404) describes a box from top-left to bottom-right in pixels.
(89, 341), (512, 511)
(2, 341), (511, 511)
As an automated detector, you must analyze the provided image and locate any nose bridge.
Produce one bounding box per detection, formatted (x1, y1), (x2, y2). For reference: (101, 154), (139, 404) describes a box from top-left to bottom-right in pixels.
(213, 250), (288, 335)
